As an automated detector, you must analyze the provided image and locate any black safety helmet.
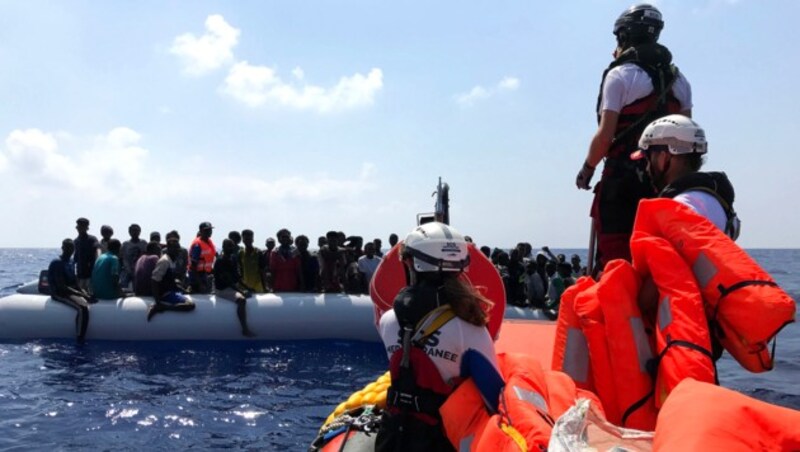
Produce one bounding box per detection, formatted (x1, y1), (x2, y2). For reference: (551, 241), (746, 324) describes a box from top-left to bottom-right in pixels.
(613, 4), (663, 47)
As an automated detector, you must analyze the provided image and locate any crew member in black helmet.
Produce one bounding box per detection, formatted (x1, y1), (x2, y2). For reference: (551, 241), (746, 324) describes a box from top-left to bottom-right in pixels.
(575, 4), (693, 272)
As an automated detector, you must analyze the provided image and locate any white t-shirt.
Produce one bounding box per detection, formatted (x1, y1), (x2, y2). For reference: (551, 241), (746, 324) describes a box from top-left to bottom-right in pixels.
(674, 190), (728, 232)
(378, 309), (500, 385)
(600, 63), (692, 113)
(357, 255), (382, 283)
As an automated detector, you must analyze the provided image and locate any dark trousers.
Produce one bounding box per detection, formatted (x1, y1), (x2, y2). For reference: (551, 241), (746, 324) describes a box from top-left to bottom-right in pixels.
(52, 294), (90, 341)
(591, 161), (654, 271)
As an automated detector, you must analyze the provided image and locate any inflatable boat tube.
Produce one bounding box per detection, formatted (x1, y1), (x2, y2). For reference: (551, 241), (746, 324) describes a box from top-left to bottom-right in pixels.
(0, 291), (546, 342)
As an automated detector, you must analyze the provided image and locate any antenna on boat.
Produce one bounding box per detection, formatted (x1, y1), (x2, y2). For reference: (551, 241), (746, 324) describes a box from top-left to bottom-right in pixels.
(417, 177), (450, 226)
(434, 177), (450, 225)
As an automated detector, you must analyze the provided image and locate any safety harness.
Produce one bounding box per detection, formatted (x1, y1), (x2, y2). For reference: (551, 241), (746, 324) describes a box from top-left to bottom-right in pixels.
(386, 305), (457, 421)
(660, 171), (741, 240)
(597, 43), (681, 158)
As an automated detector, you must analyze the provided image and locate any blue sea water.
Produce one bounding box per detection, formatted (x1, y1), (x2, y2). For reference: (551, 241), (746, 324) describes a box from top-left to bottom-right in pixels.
(0, 248), (798, 450)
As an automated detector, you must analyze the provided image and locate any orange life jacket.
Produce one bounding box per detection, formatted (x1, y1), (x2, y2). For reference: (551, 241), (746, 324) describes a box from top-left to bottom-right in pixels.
(630, 233), (716, 408)
(553, 261), (658, 429)
(441, 353), (592, 451)
(654, 378), (800, 451)
(633, 199), (796, 372)
(595, 259), (658, 429)
(568, 276), (621, 424)
(189, 237), (216, 273)
(551, 276), (596, 390)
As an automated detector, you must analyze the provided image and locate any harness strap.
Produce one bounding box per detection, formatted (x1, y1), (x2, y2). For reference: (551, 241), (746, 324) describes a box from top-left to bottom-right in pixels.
(610, 65), (679, 148)
(389, 306), (458, 418)
(413, 305), (456, 344)
(674, 185), (741, 239)
(685, 186), (734, 214)
(386, 386), (448, 416)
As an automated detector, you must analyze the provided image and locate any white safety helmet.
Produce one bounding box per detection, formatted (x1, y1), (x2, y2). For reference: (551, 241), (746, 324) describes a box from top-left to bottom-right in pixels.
(631, 114), (707, 160)
(403, 222), (470, 273)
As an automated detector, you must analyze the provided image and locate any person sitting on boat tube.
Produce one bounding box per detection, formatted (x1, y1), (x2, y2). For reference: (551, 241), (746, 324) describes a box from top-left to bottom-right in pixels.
(148, 238), (196, 321)
(376, 222), (504, 452)
(48, 238), (97, 343)
(213, 239), (256, 337)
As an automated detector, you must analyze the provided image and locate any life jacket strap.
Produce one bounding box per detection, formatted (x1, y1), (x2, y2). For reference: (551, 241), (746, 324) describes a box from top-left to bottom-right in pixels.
(646, 339), (717, 384)
(621, 389), (655, 428)
(717, 280), (778, 300)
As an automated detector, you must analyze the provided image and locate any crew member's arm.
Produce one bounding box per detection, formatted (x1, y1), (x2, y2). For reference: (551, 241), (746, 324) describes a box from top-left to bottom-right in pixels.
(460, 327), (505, 414)
(576, 110), (618, 190)
(587, 110), (619, 168)
(674, 71), (693, 118)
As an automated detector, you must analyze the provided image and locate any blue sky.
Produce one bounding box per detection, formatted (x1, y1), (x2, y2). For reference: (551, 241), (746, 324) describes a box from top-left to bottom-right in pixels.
(1, 1), (798, 249)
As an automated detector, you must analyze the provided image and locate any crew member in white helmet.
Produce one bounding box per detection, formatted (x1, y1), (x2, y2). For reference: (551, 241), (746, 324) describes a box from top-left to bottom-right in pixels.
(376, 222), (503, 451)
(632, 114), (740, 362)
(630, 114), (740, 239)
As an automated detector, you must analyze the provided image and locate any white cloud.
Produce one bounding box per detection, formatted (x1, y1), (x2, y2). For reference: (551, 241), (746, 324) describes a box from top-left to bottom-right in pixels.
(222, 62), (383, 113)
(1, 128), (376, 207)
(171, 17), (384, 113)
(455, 76), (520, 107)
(170, 14), (240, 76)
(498, 76), (520, 91)
(0, 127), (149, 199)
(199, 162), (376, 206)
(4, 128), (76, 187)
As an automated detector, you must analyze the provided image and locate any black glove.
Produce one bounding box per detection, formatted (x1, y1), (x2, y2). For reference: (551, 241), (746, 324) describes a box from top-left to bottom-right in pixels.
(575, 161), (596, 190)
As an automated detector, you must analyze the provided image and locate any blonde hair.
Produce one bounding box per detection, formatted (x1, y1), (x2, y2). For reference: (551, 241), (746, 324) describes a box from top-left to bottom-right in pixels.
(442, 275), (494, 327)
